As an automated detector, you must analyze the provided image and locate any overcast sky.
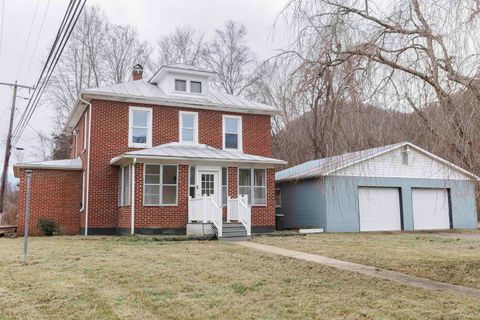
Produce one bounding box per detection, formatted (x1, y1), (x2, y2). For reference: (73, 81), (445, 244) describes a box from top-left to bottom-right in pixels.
(0, 0), (290, 183)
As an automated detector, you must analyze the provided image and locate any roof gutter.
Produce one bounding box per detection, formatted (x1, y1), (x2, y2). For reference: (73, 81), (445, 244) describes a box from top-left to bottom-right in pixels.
(81, 92), (281, 116)
(110, 154), (287, 166)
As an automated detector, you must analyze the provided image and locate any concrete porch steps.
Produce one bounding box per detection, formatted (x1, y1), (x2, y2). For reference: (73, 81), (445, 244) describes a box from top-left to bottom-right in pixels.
(217, 222), (250, 241)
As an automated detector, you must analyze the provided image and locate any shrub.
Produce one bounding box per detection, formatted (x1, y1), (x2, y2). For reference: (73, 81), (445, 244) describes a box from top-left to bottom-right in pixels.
(37, 219), (57, 236)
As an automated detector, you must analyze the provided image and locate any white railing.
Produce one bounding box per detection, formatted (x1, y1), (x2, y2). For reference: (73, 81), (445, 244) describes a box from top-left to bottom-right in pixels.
(188, 196), (223, 237)
(227, 195), (251, 236)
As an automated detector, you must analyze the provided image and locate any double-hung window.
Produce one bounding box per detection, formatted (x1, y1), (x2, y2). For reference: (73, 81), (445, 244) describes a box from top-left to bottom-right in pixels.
(119, 166), (130, 207)
(129, 107), (152, 148)
(179, 111), (198, 144)
(144, 164), (178, 206)
(175, 79), (187, 92)
(238, 168), (266, 205)
(223, 115), (242, 151)
(191, 81), (202, 94)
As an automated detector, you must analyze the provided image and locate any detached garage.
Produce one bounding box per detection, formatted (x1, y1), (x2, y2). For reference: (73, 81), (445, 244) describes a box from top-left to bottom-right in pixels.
(275, 142), (478, 232)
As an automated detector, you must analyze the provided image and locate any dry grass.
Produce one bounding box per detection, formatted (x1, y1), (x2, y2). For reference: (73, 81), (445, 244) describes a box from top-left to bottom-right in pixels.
(253, 232), (480, 289)
(0, 236), (479, 319)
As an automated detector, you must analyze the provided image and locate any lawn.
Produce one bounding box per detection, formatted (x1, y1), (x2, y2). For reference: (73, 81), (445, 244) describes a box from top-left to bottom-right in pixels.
(0, 236), (479, 319)
(253, 232), (480, 289)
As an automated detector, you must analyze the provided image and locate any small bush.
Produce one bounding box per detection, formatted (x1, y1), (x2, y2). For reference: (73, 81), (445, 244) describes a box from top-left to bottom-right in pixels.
(37, 219), (57, 236)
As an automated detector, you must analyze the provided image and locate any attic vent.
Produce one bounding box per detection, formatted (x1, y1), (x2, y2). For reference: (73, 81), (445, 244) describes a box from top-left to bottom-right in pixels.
(402, 146), (409, 165)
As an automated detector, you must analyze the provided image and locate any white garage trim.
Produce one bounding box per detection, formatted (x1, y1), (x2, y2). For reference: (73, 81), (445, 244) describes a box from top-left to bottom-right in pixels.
(412, 188), (451, 230)
(358, 187), (402, 232)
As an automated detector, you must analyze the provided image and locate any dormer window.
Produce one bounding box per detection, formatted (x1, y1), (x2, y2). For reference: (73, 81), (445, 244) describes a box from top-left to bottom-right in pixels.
(191, 81), (202, 94)
(175, 79), (187, 92)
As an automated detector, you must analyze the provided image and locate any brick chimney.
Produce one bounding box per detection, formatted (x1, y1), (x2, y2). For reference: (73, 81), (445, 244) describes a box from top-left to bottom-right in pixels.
(132, 64), (143, 81)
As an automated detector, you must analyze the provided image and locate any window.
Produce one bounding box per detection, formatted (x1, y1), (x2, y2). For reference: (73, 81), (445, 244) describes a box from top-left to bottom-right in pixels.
(129, 107), (152, 148)
(83, 114), (87, 151)
(144, 164), (178, 206)
(81, 171), (86, 211)
(189, 166), (196, 198)
(119, 166), (130, 207)
(238, 168), (266, 205)
(223, 115), (242, 150)
(179, 111), (198, 144)
(222, 167), (228, 206)
(275, 188), (281, 208)
(191, 81), (202, 93)
(175, 79), (187, 92)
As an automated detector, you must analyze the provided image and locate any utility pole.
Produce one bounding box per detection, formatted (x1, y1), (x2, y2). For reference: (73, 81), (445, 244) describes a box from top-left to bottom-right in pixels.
(0, 81), (35, 219)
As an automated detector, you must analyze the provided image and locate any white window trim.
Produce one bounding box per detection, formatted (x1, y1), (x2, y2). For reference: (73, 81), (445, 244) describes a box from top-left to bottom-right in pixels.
(129, 106), (152, 148)
(190, 80), (202, 94)
(119, 165), (131, 207)
(238, 168), (267, 207)
(174, 78), (187, 92)
(143, 164), (179, 207)
(222, 115), (243, 151)
(80, 171), (86, 211)
(179, 111), (199, 144)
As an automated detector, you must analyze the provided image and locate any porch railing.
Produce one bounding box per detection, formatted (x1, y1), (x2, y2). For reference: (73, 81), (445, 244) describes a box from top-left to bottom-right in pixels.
(188, 196), (223, 237)
(227, 195), (251, 236)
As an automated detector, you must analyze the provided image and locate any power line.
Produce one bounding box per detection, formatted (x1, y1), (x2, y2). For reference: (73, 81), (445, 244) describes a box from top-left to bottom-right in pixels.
(0, 0), (5, 64)
(24, 0), (51, 82)
(12, 0), (86, 146)
(15, 0), (40, 80)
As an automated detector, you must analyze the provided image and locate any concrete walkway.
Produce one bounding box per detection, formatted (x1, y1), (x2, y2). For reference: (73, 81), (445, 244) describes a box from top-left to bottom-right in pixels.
(238, 241), (480, 299)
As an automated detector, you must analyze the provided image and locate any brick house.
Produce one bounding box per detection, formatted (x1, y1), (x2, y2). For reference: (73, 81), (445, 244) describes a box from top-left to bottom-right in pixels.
(14, 64), (285, 238)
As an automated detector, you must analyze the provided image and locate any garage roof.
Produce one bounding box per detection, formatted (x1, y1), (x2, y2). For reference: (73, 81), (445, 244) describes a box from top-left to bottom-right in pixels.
(275, 142), (479, 182)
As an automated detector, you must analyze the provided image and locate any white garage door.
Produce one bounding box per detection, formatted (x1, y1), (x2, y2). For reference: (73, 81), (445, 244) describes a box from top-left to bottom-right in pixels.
(358, 187), (402, 231)
(412, 189), (450, 230)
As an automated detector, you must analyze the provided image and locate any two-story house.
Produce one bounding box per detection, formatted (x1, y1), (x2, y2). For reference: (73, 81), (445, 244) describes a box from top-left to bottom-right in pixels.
(14, 64), (286, 239)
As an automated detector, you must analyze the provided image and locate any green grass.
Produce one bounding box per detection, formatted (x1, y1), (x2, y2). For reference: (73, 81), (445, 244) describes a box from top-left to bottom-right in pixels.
(253, 231), (480, 288)
(0, 236), (479, 319)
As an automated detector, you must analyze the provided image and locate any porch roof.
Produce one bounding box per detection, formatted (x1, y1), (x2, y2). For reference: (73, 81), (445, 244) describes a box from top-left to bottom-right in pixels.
(110, 143), (287, 167)
(13, 158), (83, 177)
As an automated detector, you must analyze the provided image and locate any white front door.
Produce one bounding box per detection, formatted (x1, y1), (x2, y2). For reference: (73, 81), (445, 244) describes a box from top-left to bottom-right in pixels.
(358, 187), (402, 232)
(412, 188), (450, 230)
(196, 167), (221, 205)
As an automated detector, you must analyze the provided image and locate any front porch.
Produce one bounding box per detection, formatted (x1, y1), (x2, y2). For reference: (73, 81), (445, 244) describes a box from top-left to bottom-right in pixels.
(188, 195), (251, 240)
(110, 143), (285, 236)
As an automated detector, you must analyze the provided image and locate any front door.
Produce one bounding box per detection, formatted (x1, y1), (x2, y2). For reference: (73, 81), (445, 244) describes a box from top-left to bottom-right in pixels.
(196, 167), (221, 205)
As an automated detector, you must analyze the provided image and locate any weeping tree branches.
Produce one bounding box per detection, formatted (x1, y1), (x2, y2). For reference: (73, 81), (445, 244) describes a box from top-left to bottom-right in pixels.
(282, 0), (480, 171)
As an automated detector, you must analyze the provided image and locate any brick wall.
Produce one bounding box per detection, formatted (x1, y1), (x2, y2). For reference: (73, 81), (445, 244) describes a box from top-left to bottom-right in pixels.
(17, 168), (82, 236)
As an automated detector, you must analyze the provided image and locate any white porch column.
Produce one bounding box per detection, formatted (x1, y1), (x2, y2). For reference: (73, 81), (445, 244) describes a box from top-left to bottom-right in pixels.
(130, 158), (136, 235)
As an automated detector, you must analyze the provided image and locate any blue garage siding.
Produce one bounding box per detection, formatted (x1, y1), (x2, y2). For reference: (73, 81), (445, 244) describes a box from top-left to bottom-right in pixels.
(276, 179), (326, 229)
(323, 176), (477, 232)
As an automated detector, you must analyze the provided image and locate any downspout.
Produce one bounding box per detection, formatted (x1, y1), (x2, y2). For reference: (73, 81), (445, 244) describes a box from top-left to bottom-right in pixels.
(79, 96), (92, 236)
(131, 158), (136, 235)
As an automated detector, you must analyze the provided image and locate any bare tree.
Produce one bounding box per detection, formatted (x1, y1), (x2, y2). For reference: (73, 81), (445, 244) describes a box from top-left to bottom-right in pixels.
(204, 20), (259, 95)
(102, 24), (153, 84)
(156, 26), (207, 67)
(282, 0), (480, 172)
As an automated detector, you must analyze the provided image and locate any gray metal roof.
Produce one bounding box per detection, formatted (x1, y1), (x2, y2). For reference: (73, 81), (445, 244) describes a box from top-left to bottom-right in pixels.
(111, 143), (286, 166)
(275, 143), (401, 182)
(82, 80), (278, 115)
(275, 142), (479, 181)
(14, 158), (82, 177)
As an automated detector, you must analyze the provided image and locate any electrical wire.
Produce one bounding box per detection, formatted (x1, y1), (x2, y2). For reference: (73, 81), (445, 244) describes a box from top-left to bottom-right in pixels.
(15, 0), (40, 80)
(12, 0), (86, 145)
(24, 0), (51, 83)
